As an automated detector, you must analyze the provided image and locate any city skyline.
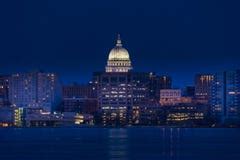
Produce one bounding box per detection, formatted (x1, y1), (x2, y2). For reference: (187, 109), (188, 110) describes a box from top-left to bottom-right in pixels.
(1, 0), (240, 88)
(1, 1), (240, 160)
(1, 33), (238, 90)
(0, 33), (239, 89)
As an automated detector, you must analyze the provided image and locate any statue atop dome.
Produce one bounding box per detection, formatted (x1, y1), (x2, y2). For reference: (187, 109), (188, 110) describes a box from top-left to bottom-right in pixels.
(116, 34), (122, 47)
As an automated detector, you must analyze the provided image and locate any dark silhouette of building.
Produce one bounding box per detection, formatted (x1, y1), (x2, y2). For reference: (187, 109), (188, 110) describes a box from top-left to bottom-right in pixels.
(149, 73), (172, 103)
(183, 86), (195, 97)
(62, 84), (98, 114)
(63, 84), (96, 99)
(62, 98), (97, 114)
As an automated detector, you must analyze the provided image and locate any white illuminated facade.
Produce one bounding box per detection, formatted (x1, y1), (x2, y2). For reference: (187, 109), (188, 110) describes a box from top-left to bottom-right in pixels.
(105, 34), (132, 73)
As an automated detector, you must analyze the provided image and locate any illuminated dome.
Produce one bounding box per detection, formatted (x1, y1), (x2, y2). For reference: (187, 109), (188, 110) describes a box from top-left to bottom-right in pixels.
(108, 37), (130, 61)
(106, 34), (132, 73)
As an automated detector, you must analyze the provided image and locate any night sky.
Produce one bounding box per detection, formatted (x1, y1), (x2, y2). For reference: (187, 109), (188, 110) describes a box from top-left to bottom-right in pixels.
(0, 0), (240, 88)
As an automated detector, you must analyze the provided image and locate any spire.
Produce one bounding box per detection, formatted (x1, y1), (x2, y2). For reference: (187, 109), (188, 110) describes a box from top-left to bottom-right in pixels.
(116, 34), (122, 47)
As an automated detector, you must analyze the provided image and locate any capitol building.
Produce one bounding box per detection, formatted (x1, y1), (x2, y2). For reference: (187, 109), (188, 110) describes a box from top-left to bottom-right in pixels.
(92, 35), (171, 126)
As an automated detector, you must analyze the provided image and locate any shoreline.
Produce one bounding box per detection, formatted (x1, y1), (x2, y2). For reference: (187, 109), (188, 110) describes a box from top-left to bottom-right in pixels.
(1, 125), (240, 129)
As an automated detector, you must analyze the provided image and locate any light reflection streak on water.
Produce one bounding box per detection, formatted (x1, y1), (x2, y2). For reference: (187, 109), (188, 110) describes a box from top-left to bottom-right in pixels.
(108, 128), (128, 160)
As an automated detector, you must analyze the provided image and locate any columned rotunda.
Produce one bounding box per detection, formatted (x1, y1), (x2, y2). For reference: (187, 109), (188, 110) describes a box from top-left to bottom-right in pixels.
(105, 34), (132, 73)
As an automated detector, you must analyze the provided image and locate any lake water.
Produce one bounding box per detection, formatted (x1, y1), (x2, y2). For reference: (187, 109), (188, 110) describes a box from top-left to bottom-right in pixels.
(0, 127), (240, 160)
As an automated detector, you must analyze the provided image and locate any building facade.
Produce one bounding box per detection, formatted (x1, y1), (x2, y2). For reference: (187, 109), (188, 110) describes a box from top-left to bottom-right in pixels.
(8, 71), (62, 112)
(149, 73), (172, 103)
(62, 97), (98, 114)
(93, 72), (133, 125)
(211, 70), (240, 125)
(195, 74), (214, 104)
(0, 75), (9, 106)
(165, 104), (208, 126)
(93, 71), (150, 126)
(62, 84), (98, 114)
(160, 89), (181, 106)
(63, 84), (96, 98)
(0, 107), (14, 127)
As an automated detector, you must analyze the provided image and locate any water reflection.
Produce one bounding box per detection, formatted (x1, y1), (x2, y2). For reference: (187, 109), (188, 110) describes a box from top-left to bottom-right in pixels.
(161, 128), (181, 160)
(0, 128), (240, 160)
(108, 128), (129, 160)
(106, 128), (183, 160)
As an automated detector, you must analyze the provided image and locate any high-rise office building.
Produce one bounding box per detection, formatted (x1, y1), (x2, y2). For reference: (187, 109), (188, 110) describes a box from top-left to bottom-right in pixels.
(8, 71), (62, 112)
(93, 72), (132, 125)
(211, 70), (240, 124)
(195, 74), (214, 104)
(93, 71), (149, 126)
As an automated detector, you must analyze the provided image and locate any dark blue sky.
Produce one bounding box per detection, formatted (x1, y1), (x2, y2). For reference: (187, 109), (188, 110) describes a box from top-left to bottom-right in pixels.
(0, 0), (240, 87)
